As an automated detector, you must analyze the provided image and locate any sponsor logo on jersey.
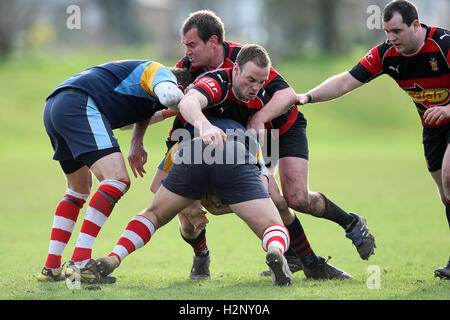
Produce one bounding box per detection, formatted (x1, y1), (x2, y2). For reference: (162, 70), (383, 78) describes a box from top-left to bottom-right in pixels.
(407, 89), (449, 104)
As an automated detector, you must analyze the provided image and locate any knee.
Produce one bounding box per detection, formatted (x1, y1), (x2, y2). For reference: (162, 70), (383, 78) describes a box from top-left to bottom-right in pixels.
(285, 191), (311, 213)
(270, 195), (294, 222)
(271, 195), (289, 214)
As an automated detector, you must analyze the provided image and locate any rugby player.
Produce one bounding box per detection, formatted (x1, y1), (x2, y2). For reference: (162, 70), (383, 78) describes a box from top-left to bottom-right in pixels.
(151, 44), (353, 280)
(95, 117), (294, 287)
(38, 60), (191, 283)
(130, 10), (370, 279)
(297, 0), (450, 279)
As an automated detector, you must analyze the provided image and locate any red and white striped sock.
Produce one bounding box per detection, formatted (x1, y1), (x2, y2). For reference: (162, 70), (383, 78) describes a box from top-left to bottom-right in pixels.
(262, 224), (290, 254)
(71, 179), (129, 266)
(44, 189), (89, 269)
(109, 214), (156, 263)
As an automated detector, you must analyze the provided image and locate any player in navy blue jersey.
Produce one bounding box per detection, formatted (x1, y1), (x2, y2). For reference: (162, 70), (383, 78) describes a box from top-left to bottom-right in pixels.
(94, 117), (295, 287)
(38, 60), (192, 282)
(297, 0), (449, 279)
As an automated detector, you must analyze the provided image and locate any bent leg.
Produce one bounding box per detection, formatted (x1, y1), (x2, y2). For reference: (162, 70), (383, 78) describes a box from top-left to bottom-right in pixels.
(39, 164), (91, 279)
(107, 185), (194, 265)
(278, 156), (375, 260)
(278, 156), (355, 229)
(71, 152), (131, 265)
(230, 198), (292, 286)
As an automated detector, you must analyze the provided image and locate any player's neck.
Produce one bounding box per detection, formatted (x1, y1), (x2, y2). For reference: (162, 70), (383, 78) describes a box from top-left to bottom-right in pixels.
(406, 25), (427, 55)
(206, 45), (225, 70)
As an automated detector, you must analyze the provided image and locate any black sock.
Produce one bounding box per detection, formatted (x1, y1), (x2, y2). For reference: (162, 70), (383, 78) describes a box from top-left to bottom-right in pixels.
(286, 215), (319, 268)
(181, 228), (209, 257)
(319, 193), (356, 231)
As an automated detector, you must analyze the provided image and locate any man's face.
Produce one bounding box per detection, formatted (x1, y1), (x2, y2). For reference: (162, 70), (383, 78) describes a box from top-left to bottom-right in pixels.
(181, 28), (216, 68)
(383, 11), (420, 54)
(232, 61), (269, 102)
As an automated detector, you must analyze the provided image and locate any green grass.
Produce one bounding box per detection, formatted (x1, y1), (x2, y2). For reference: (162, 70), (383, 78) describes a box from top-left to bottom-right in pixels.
(0, 48), (448, 302)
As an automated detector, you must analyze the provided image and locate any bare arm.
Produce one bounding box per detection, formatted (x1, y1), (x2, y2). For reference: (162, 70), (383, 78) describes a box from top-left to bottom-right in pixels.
(247, 86), (297, 143)
(178, 90), (227, 147)
(297, 71), (364, 105)
(128, 119), (150, 178)
(249, 86), (297, 124)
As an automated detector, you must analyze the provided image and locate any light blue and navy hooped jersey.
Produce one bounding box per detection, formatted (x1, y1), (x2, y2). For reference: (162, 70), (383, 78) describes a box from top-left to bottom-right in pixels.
(47, 60), (177, 129)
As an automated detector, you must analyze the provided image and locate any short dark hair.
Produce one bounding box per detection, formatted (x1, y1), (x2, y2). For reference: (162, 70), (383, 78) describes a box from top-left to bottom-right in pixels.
(383, 0), (419, 26)
(181, 10), (225, 44)
(236, 44), (271, 70)
(170, 67), (194, 89)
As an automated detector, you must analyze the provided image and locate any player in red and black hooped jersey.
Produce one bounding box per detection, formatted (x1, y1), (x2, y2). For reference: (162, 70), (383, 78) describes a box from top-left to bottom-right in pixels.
(134, 10), (357, 281)
(297, 0), (449, 278)
(175, 67), (283, 129)
(174, 41), (354, 280)
(173, 10), (376, 265)
(349, 24), (449, 129)
(174, 40), (300, 145)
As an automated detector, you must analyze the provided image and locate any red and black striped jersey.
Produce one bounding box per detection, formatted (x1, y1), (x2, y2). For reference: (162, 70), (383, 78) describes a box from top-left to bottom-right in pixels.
(178, 68), (269, 129)
(175, 40), (299, 134)
(350, 24), (450, 128)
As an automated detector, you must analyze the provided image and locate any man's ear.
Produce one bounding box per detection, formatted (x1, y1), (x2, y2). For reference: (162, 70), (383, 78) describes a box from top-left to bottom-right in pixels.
(232, 62), (240, 76)
(208, 34), (219, 46)
(178, 84), (184, 91)
(412, 19), (420, 31)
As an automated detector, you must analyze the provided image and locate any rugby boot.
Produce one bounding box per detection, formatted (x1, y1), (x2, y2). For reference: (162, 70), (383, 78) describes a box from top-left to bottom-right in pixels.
(260, 253), (303, 276)
(303, 256), (353, 280)
(345, 212), (376, 260)
(65, 259), (116, 284)
(190, 254), (210, 280)
(265, 248), (292, 286)
(434, 257), (450, 280)
(95, 255), (120, 277)
(37, 266), (65, 282)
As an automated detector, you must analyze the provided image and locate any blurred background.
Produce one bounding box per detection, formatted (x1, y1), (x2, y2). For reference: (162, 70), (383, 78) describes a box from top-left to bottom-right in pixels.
(1, 0), (449, 62)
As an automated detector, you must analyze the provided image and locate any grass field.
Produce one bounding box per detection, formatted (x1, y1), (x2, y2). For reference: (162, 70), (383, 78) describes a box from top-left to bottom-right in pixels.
(0, 47), (448, 303)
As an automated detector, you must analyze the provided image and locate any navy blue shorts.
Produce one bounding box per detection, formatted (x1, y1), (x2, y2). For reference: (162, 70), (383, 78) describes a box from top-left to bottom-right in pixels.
(43, 89), (120, 170)
(162, 139), (270, 205)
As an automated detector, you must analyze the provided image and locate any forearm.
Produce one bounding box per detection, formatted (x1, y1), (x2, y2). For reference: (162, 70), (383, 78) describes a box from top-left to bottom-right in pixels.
(178, 94), (210, 129)
(131, 118), (150, 145)
(252, 87), (297, 123)
(308, 72), (363, 103)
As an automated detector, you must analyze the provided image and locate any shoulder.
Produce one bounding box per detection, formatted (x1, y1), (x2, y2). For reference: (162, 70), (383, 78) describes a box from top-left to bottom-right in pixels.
(429, 26), (450, 53)
(197, 69), (231, 86)
(224, 41), (243, 63)
(193, 69), (231, 103)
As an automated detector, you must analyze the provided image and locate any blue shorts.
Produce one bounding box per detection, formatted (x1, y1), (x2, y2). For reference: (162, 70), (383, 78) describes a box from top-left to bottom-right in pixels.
(162, 139), (270, 205)
(43, 89), (120, 164)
